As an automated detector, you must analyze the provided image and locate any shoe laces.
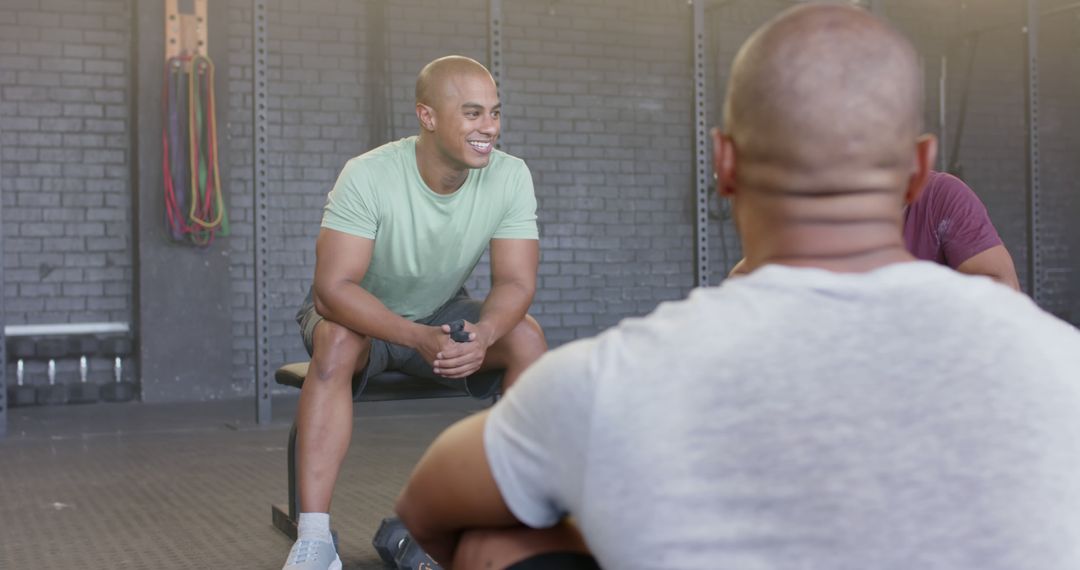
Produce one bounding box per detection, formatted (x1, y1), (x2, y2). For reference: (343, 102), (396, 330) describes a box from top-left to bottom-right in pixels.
(289, 539), (322, 564)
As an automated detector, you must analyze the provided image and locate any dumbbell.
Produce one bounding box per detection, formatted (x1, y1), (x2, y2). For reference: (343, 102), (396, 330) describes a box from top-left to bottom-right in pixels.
(101, 356), (136, 403)
(68, 356), (100, 405)
(448, 319), (471, 343)
(7, 338), (38, 407)
(7, 360), (37, 407)
(32, 337), (71, 405)
(372, 517), (443, 570)
(373, 517), (410, 564)
(35, 359), (69, 405)
(394, 535), (442, 570)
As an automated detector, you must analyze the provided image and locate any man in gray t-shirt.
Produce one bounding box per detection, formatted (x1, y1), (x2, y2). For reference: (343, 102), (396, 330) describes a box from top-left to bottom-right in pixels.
(394, 5), (1080, 570)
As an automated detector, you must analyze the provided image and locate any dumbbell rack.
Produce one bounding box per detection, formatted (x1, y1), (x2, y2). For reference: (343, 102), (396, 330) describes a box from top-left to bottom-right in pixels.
(5, 322), (136, 408)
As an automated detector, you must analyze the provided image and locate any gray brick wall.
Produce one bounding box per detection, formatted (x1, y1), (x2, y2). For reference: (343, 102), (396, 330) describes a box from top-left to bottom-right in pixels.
(703, 1), (787, 284)
(224, 0), (255, 392)
(225, 0), (379, 392)
(498, 0), (697, 341)
(0, 0), (132, 329)
(2, 0), (1078, 401)
(1033, 2), (1080, 320)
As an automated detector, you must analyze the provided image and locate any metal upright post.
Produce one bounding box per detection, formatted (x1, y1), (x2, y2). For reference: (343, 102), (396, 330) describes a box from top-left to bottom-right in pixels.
(253, 0), (272, 424)
(1025, 0), (1044, 303)
(0, 123), (6, 438)
(366, 0), (390, 146)
(489, 0), (503, 150)
(692, 0), (709, 287)
(939, 54), (948, 172)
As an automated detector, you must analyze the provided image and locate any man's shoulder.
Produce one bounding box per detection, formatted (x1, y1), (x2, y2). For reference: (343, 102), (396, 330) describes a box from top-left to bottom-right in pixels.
(331, 138), (415, 198)
(484, 148), (530, 177)
(471, 150), (533, 204)
(921, 171), (981, 208)
(343, 137), (414, 172)
(910, 265), (1078, 346)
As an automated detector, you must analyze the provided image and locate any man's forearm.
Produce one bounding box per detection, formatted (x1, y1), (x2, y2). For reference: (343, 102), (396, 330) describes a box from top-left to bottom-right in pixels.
(475, 280), (534, 347)
(729, 257), (749, 277)
(955, 245), (1021, 292)
(313, 281), (425, 347)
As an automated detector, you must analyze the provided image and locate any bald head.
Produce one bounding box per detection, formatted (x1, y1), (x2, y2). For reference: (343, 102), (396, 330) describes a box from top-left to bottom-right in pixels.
(416, 55), (495, 107)
(724, 4), (924, 188)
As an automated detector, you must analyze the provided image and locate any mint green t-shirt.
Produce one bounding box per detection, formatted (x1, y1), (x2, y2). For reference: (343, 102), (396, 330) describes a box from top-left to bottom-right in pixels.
(321, 137), (538, 320)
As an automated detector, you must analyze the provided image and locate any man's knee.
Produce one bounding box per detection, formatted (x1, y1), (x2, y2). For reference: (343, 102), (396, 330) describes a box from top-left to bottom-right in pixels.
(503, 314), (547, 355)
(310, 320), (370, 382)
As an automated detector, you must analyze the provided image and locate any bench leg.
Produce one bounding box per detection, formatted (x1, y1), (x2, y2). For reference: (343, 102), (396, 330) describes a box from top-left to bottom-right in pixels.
(271, 420), (300, 540)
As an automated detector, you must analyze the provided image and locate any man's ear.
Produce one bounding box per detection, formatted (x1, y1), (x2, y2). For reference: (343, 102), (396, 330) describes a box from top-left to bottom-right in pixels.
(416, 103), (436, 132)
(711, 128), (737, 197)
(904, 133), (938, 205)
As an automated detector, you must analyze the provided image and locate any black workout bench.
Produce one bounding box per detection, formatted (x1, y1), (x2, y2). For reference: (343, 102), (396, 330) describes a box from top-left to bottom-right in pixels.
(270, 362), (500, 540)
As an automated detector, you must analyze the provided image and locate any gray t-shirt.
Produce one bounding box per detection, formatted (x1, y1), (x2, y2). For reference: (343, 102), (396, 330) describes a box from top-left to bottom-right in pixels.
(485, 262), (1080, 570)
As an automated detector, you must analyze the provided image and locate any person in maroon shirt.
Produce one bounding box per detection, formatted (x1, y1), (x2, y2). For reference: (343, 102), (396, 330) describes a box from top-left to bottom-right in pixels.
(903, 170), (1019, 290)
(732, 171), (1020, 290)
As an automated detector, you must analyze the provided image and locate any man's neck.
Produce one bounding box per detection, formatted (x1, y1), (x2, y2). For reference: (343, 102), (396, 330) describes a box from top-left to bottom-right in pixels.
(735, 185), (915, 274)
(415, 135), (468, 195)
(740, 217), (914, 274)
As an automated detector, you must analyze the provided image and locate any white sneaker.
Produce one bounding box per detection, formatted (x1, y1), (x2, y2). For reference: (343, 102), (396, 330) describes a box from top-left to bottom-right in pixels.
(281, 538), (342, 570)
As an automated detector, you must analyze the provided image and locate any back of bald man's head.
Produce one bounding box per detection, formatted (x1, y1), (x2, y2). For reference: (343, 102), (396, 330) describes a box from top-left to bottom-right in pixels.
(415, 55), (495, 107)
(724, 4), (923, 180)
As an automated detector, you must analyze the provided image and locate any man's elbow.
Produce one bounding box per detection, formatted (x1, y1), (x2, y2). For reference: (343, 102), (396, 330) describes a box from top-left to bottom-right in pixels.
(983, 266), (1021, 292)
(999, 273), (1022, 292)
(312, 297), (331, 320)
(965, 269), (1019, 291)
(311, 282), (341, 319)
(394, 490), (438, 546)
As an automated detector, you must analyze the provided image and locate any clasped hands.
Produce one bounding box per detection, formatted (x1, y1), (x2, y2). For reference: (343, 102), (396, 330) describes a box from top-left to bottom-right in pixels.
(417, 320), (493, 378)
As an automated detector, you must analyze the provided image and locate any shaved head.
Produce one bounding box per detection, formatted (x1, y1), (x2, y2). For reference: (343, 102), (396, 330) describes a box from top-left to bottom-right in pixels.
(413, 55), (502, 187)
(724, 4), (924, 191)
(416, 55), (495, 107)
(716, 4), (937, 273)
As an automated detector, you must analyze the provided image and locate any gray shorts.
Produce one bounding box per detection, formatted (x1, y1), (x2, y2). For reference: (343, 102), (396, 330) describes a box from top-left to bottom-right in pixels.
(295, 288), (503, 399)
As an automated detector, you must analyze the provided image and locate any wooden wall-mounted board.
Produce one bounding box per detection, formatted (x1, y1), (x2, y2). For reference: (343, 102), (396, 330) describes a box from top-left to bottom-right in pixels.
(165, 0), (208, 62)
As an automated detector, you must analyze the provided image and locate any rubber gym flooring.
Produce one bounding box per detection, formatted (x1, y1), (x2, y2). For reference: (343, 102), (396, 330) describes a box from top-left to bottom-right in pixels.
(0, 394), (488, 569)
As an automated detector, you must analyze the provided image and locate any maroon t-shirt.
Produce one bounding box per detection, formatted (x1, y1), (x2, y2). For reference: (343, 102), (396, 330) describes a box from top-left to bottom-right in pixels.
(902, 171), (1003, 269)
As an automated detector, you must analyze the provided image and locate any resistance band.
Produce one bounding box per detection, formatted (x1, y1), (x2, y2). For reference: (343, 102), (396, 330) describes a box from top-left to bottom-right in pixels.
(162, 54), (229, 246)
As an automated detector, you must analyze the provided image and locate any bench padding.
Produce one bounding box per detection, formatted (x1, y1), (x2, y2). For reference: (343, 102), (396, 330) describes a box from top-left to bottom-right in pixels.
(274, 362), (311, 389)
(274, 361), (464, 401)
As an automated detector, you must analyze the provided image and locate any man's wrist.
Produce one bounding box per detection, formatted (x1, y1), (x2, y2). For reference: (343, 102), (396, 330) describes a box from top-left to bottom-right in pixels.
(474, 321), (498, 348)
(402, 322), (430, 349)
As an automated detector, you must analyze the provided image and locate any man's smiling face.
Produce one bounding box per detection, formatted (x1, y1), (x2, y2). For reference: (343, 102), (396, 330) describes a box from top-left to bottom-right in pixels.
(430, 72), (501, 170)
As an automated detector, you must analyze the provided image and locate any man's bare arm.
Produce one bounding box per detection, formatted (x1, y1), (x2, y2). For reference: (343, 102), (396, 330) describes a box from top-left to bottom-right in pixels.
(433, 238), (539, 378)
(395, 411), (519, 566)
(312, 228), (449, 357)
(728, 258), (750, 277)
(477, 238), (539, 344)
(955, 244), (1021, 291)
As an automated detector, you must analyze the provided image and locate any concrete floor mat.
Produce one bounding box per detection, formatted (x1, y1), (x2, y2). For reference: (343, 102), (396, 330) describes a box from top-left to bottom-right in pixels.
(0, 397), (487, 569)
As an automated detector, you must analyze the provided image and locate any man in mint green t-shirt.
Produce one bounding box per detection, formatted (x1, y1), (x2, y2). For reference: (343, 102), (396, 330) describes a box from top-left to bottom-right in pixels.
(282, 56), (545, 570)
